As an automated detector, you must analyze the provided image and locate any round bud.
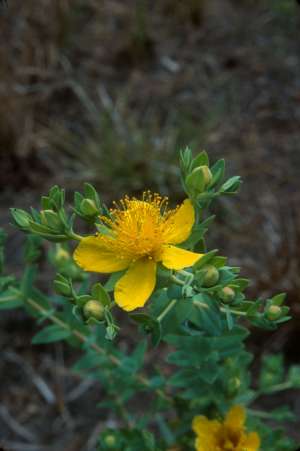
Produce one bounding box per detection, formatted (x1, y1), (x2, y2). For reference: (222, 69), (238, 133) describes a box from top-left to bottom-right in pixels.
(266, 305), (282, 321)
(55, 247), (70, 264)
(80, 198), (98, 216)
(83, 300), (105, 320)
(104, 434), (117, 447)
(40, 210), (62, 229)
(198, 165), (213, 186)
(227, 377), (241, 396)
(219, 286), (235, 304)
(202, 265), (219, 287)
(185, 165), (213, 193)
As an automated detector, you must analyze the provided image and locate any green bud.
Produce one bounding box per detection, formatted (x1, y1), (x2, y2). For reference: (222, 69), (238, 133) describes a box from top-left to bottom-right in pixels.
(49, 185), (65, 210)
(40, 210), (63, 230)
(266, 305), (282, 321)
(104, 434), (117, 447)
(185, 165), (212, 193)
(54, 246), (70, 264)
(201, 265), (219, 287)
(219, 286), (235, 304)
(10, 208), (31, 230)
(227, 377), (241, 396)
(198, 165), (213, 185)
(80, 198), (98, 216)
(83, 300), (105, 320)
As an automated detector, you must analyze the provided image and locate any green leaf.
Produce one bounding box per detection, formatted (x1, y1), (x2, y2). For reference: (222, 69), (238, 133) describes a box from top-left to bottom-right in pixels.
(183, 216), (215, 249)
(179, 147), (193, 174)
(32, 324), (71, 344)
(192, 294), (224, 335)
(193, 249), (218, 270)
(287, 365), (300, 388)
(41, 196), (51, 210)
(130, 313), (162, 346)
(209, 159), (225, 186)
(191, 150), (209, 169)
(224, 304), (234, 330)
(259, 354), (285, 390)
(73, 350), (107, 372)
(0, 287), (23, 310)
(165, 334), (212, 367)
(84, 183), (101, 206)
(10, 208), (31, 231)
(21, 265), (37, 298)
(91, 282), (111, 306)
(210, 256), (227, 268)
(220, 176), (241, 193)
(104, 271), (125, 292)
(271, 293), (287, 306)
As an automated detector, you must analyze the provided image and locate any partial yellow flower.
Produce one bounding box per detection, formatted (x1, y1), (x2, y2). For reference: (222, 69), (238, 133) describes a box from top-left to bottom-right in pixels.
(192, 405), (260, 451)
(74, 192), (203, 311)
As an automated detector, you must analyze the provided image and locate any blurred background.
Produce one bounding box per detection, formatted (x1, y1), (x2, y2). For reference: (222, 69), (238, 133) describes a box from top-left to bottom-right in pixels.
(0, 0), (300, 449)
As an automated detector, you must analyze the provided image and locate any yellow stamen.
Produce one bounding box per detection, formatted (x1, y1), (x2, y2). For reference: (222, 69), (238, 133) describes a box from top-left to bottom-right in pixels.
(98, 192), (179, 261)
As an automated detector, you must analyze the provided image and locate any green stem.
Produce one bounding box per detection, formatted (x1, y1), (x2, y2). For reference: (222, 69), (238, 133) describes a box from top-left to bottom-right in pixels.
(157, 299), (177, 322)
(25, 296), (172, 403)
(259, 381), (293, 394)
(193, 299), (247, 317)
(178, 269), (192, 278)
(247, 408), (279, 419)
(66, 230), (83, 241)
(0, 295), (21, 303)
(114, 395), (134, 429)
(170, 275), (185, 286)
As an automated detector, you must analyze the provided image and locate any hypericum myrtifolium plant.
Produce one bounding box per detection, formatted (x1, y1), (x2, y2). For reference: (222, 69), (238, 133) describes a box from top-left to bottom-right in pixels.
(3, 148), (299, 450)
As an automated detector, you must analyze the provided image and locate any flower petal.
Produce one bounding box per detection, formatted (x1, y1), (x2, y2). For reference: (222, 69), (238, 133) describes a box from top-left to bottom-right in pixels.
(225, 405), (246, 431)
(193, 416), (220, 451)
(243, 432), (261, 451)
(160, 245), (203, 270)
(74, 236), (130, 273)
(192, 415), (221, 437)
(114, 258), (157, 311)
(163, 199), (195, 244)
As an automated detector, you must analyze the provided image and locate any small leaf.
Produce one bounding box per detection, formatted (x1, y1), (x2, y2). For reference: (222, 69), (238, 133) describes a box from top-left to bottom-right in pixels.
(220, 176), (241, 193)
(32, 324), (71, 344)
(104, 271), (124, 291)
(191, 150), (209, 169)
(271, 293), (287, 306)
(0, 288), (23, 310)
(209, 159), (225, 186)
(91, 282), (111, 306)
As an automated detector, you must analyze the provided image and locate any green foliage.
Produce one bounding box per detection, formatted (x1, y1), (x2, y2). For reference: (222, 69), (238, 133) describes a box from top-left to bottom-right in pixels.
(98, 428), (158, 451)
(4, 150), (297, 450)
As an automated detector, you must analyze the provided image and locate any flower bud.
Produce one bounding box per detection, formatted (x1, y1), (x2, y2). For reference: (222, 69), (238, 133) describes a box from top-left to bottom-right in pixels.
(80, 198), (98, 216)
(40, 210), (62, 230)
(227, 377), (241, 396)
(266, 305), (282, 321)
(198, 165), (213, 185)
(202, 265), (219, 287)
(185, 165), (212, 193)
(54, 246), (70, 264)
(10, 208), (31, 230)
(104, 434), (117, 447)
(219, 286), (235, 304)
(83, 300), (105, 321)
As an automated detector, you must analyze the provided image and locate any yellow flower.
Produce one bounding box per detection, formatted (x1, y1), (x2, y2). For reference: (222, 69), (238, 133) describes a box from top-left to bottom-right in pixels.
(192, 405), (260, 451)
(74, 192), (203, 311)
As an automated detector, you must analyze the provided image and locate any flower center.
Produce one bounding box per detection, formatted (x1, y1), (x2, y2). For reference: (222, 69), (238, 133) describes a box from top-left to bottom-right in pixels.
(98, 192), (177, 261)
(218, 427), (241, 450)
